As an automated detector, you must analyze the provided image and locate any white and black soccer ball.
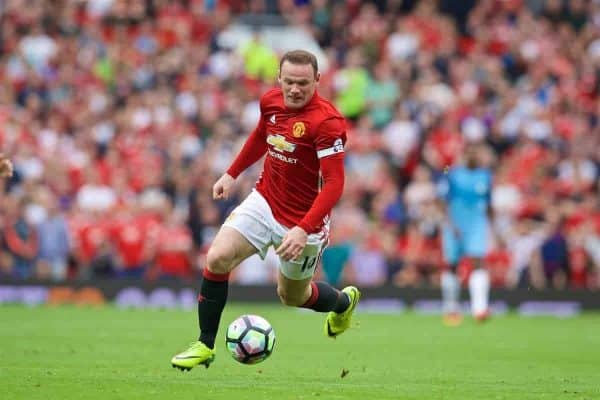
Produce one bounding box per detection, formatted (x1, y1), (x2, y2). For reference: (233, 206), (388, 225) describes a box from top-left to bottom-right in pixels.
(225, 315), (275, 364)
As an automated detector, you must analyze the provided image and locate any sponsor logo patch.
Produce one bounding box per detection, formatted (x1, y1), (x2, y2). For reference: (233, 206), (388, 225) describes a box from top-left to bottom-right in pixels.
(267, 134), (296, 152)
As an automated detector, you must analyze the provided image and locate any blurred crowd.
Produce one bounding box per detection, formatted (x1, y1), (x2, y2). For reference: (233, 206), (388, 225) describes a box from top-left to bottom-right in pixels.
(0, 0), (599, 290)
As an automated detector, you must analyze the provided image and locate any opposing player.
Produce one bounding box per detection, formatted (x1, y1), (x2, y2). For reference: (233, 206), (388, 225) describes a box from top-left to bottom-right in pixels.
(440, 143), (493, 325)
(171, 50), (361, 371)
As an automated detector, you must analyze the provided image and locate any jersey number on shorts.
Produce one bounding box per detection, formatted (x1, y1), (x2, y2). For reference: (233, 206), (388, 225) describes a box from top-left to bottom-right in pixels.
(301, 256), (317, 273)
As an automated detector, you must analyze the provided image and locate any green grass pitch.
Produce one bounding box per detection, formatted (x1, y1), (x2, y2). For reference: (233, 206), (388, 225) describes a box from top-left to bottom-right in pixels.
(1, 304), (599, 400)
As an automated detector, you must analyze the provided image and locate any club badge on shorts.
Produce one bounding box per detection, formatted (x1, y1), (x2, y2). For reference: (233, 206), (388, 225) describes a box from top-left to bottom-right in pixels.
(292, 122), (306, 138)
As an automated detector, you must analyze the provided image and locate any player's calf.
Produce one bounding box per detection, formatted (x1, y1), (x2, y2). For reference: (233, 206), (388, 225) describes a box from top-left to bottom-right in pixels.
(277, 286), (308, 307)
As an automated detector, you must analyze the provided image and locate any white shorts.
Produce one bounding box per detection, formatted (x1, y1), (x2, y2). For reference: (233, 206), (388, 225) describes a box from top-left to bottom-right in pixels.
(223, 190), (329, 280)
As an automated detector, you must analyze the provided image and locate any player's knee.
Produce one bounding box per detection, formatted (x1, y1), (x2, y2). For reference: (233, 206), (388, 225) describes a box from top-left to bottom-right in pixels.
(206, 246), (235, 275)
(276, 286), (305, 307)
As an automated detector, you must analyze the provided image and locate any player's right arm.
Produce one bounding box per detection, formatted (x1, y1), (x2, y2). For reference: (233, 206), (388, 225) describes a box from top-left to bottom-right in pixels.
(213, 111), (268, 200)
(438, 169), (460, 236)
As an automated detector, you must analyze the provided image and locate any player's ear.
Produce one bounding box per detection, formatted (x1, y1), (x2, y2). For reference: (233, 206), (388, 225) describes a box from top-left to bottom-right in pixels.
(315, 72), (320, 83)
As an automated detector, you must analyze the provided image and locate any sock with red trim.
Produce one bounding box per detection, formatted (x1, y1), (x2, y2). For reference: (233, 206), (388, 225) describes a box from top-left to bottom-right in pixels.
(301, 281), (350, 313)
(198, 268), (230, 349)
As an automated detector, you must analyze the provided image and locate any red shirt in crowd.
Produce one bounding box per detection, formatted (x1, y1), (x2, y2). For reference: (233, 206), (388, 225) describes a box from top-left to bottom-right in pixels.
(426, 126), (463, 168)
(111, 217), (147, 268)
(69, 216), (109, 264)
(155, 225), (193, 278)
(485, 249), (511, 288)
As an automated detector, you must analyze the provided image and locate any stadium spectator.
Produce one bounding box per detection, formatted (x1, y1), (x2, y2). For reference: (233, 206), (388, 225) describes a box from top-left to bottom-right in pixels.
(333, 48), (369, 120)
(393, 220), (442, 287)
(36, 189), (70, 281)
(365, 62), (400, 129)
(504, 217), (547, 289)
(0, 0), (598, 294)
(320, 193), (366, 286)
(3, 197), (39, 279)
(239, 32), (279, 84)
(346, 227), (388, 287)
(531, 209), (571, 290)
(152, 208), (195, 281)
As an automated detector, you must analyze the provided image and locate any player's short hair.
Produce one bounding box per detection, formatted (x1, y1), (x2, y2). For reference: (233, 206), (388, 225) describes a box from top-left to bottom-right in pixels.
(279, 50), (318, 77)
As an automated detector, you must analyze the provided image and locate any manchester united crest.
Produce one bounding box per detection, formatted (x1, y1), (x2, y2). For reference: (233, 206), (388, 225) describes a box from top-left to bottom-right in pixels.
(292, 122), (306, 138)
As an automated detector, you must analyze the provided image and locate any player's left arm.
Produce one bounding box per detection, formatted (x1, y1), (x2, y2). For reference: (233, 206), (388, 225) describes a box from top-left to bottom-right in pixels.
(297, 153), (344, 233)
(298, 116), (346, 234)
(485, 169), (494, 219)
(276, 154), (344, 261)
(438, 169), (459, 235)
(276, 117), (346, 262)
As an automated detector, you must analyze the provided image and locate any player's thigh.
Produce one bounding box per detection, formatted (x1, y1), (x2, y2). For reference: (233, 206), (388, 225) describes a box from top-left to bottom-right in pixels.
(210, 190), (275, 273)
(462, 227), (488, 259)
(441, 225), (461, 266)
(222, 190), (274, 259)
(206, 226), (259, 273)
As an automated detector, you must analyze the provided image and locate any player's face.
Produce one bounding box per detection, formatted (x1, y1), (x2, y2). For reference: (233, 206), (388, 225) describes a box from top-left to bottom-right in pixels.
(465, 145), (479, 168)
(279, 61), (319, 109)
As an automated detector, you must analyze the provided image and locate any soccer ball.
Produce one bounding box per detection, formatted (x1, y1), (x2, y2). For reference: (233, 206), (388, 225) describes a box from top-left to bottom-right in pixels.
(225, 314), (275, 364)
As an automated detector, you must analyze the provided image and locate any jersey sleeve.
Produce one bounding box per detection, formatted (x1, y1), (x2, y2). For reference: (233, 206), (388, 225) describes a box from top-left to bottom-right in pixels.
(295, 116), (347, 233)
(298, 153), (345, 233)
(314, 117), (346, 159)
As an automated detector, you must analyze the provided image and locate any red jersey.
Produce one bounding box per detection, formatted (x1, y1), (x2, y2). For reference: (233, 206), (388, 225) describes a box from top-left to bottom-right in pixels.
(228, 89), (347, 233)
(111, 218), (146, 268)
(155, 225), (193, 277)
(70, 217), (109, 263)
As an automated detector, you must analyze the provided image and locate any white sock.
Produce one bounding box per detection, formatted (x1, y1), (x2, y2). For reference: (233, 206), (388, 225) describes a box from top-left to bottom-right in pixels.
(441, 271), (460, 314)
(469, 269), (490, 316)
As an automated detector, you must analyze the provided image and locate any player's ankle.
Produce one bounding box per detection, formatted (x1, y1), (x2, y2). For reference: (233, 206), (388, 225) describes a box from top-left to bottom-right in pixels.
(198, 336), (216, 349)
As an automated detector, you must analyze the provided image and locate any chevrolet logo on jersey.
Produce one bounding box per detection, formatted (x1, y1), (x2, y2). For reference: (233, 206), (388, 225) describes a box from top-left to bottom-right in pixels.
(267, 134), (296, 153)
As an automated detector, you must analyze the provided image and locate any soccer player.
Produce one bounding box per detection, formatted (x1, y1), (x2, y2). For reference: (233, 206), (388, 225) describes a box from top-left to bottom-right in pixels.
(171, 50), (361, 371)
(440, 143), (493, 325)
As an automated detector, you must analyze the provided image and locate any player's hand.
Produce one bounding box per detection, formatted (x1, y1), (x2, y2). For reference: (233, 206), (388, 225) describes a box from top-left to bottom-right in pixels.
(212, 173), (235, 200)
(276, 226), (308, 261)
(0, 155), (13, 178)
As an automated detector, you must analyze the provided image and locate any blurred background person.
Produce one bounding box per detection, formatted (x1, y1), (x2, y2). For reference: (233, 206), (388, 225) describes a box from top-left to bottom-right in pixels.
(3, 197), (39, 279)
(36, 189), (70, 281)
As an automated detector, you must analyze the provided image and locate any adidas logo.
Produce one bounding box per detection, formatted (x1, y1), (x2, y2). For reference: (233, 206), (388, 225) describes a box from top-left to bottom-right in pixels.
(269, 115), (276, 124)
